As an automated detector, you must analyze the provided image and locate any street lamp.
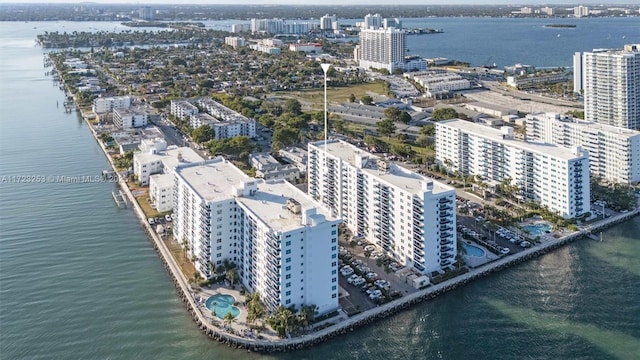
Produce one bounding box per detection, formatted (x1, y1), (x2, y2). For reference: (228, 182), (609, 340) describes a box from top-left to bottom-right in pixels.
(321, 63), (331, 152)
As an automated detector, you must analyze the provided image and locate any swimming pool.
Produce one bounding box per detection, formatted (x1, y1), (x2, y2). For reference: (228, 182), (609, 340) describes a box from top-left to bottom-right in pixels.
(205, 294), (240, 319)
(522, 223), (552, 236)
(463, 243), (486, 257)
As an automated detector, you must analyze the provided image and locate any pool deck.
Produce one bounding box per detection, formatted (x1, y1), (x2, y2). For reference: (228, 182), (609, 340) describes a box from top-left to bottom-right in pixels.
(192, 285), (282, 341)
(463, 241), (499, 268)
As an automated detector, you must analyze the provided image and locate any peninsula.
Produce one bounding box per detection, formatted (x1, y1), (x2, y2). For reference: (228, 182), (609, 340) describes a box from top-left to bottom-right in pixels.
(40, 8), (640, 353)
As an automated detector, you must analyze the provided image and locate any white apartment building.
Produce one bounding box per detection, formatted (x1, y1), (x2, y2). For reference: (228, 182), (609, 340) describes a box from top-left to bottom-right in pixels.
(581, 44), (640, 129)
(308, 140), (457, 274)
(526, 112), (640, 184)
(250, 152), (300, 182)
(574, 5), (589, 17)
(224, 36), (246, 49)
(149, 173), (175, 213)
(436, 120), (590, 219)
(320, 14), (337, 30)
(362, 13), (383, 29)
(173, 158), (341, 314)
(196, 98), (256, 139)
(230, 23), (250, 33)
(92, 96), (131, 113)
(573, 51), (583, 93)
(133, 146), (203, 186)
(112, 108), (148, 129)
(170, 100), (199, 120)
(358, 27), (406, 73)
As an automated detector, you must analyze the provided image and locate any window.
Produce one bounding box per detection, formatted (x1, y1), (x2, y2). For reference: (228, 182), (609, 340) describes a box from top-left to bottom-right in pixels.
(332, 277), (337, 283)
(285, 274), (291, 279)
(332, 269), (337, 275)
(331, 230), (337, 235)
(332, 285), (337, 291)
(286, 282), (291, 288)
(216, 245), (222, 250)
(331, 246), (337, 251)
(286, 299), (291, 305)
(332, 254), (337, 259)
(216, 253), (222, 258)
(332, 294), (337, 299)
(285, 241), (291, 246)
(332, 238), (337, 243)
(286, 249), (291, 255)
(285, 266), (291, 271)
(286, 257), (291, 263)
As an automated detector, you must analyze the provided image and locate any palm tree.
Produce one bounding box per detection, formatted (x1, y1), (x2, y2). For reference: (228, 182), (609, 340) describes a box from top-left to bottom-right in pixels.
(298, 305), (317, 330)
(226, 268), (238, 288)
(223, 312), (236, 327)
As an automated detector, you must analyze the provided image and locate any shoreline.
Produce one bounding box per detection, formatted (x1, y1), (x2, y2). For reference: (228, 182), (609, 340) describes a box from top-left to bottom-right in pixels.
(77, 104), (640, 352)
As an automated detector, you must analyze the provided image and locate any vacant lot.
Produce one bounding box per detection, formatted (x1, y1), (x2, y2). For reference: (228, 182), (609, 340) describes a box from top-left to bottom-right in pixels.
(274, 82), (388, 111)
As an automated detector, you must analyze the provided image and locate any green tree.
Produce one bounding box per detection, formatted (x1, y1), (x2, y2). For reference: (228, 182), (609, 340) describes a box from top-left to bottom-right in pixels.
(283, 99), (302, 116)
(348, 94), (356, 103)
(376, 119), (396, 138)
(191, 125), (214, 143)
(361, 95), (374, 105)
(223, 312), (236, 326)
(271, 127), (300, 150)
(432, 107), (458, 120)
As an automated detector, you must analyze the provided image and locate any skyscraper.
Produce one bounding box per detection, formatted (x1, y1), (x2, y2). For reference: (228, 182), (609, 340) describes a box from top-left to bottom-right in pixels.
(582, 44), (640, 129)
(320, 14), (337, 31)
(358, 27), (406, 73)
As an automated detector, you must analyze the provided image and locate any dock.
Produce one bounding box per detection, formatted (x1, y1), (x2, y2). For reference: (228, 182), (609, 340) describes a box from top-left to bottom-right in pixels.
(112, 189), (129, 208)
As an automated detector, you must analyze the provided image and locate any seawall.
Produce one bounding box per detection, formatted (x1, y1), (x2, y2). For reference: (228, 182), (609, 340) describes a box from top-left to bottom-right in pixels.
(86, 108), (639, 352)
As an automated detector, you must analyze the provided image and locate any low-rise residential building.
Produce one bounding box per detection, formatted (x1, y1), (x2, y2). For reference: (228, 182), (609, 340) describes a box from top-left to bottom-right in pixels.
(112, 107), (149, 129)
(93, 96), (131, 114)
(289, 43), (322, 53)
(196, 98), (256, 139)
(526, 112), (640, 184)
(506, 72), (567, 89)
(404, 70), (471, 97)
(279, 147), (308, 173)
(436, 119), (590, 219)
(308, 140), (457, 274)
(133, 146), (203, 186)
(170, 100), (199, 120)
(173, 158), (341, 314)
(250, 152), (301, 182)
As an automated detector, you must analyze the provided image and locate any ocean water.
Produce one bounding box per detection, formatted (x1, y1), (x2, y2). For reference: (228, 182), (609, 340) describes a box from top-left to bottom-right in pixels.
(1, 19), (639, 360)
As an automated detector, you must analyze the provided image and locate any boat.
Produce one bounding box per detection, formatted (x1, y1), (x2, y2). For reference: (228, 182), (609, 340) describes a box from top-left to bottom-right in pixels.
(544, 24), (576, 28)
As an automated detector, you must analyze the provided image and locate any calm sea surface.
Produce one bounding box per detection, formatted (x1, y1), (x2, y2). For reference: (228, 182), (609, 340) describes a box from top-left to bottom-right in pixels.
(1, 19), (639, 360)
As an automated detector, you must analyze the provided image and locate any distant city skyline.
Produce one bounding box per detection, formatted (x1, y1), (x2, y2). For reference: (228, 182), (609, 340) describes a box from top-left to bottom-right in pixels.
(0, 0), (629, 5)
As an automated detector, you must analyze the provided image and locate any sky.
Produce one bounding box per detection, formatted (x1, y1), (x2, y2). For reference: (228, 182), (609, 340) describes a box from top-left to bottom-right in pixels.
(0, 0), (628, 5)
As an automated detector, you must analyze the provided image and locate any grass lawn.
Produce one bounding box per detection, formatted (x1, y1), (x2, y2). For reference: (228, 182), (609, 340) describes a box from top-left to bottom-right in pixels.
(163, 235), (197, 279)
(276, 82), (388, 111)
(136, 193), (166, 219)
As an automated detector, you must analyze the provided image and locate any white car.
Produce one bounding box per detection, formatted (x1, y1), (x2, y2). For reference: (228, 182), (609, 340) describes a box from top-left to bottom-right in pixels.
(148, 218), (155, 225)
(500, 247), (510, 255)
(164, 214), (172, 222)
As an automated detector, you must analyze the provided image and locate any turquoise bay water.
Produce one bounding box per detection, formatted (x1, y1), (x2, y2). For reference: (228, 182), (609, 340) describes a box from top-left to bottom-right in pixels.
(1, 19), (639, 360)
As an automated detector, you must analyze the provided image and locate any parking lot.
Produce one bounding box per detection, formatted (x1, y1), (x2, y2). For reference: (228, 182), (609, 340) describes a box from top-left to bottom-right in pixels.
(337, 240), (417, 316)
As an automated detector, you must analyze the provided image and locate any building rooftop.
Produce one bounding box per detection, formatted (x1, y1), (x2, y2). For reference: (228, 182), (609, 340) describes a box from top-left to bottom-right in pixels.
(237, 179), (338, 233)
(150, 173), (174, 188)
(176, 157), (250, 203)
(136, 146), (204, 170)
(533, 113), (640, 137)
(439, 119), (588, 160)
(311, 140), (454, 196)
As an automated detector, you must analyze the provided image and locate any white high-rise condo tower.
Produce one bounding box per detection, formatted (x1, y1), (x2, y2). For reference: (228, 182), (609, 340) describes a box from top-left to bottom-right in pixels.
(582, 44), (640, 129)
(308, 140), (457, 274)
